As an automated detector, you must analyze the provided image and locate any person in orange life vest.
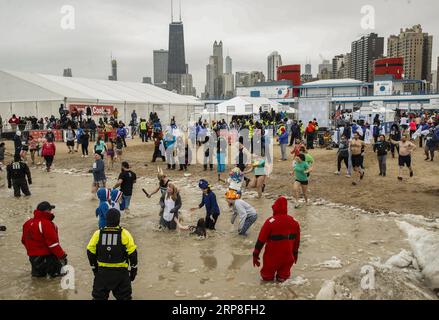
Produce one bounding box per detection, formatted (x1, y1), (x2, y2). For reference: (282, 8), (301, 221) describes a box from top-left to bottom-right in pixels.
(21, 201), (67, 278)
(252, 196), (300, 282)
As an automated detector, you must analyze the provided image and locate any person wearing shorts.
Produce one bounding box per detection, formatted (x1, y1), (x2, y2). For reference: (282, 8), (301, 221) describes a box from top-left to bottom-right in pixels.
(349, 132), (366, 186)
(92, 153), (106, 194)
(390, 134), (415, 181)
(291, 153), (311, 208)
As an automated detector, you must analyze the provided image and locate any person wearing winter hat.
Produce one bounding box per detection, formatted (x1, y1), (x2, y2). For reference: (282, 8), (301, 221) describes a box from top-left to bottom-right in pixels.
(87, 208), (138, 300)
(21, 202), (68, 277)
(190, 179), (220, 230)
(252, 196), (300, 282)
(225, 190), (258, 236)
(13, 130), (22, 158)
(277, 126), (289, 161)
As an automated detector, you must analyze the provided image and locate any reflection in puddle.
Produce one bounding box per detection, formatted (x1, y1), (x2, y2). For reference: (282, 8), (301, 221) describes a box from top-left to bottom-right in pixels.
(200, 250), (217, 270)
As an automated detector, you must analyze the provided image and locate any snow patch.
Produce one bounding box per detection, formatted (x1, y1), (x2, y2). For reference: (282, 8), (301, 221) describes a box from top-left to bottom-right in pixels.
(314, 257), (343, 269)
(316, 280), (335, 300)
(396, 221), (439, 289)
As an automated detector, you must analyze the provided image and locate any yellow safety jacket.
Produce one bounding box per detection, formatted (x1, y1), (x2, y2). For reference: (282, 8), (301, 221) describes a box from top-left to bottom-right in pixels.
(87, 227), (137, 268)
(140, 121), (147, 131)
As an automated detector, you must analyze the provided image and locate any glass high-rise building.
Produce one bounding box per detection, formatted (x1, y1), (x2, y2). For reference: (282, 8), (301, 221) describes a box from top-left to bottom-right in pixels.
(153, 49), (168, 88)
(167, 21), (186, 92)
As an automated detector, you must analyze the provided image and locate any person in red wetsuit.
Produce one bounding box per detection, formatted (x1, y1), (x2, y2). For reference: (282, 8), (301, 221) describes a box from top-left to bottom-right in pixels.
(21, 201), (68, 277)
(252, 196), (300, 282)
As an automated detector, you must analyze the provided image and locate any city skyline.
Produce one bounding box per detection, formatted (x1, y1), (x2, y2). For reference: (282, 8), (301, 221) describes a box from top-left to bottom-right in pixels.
(1, 0), (439, 95)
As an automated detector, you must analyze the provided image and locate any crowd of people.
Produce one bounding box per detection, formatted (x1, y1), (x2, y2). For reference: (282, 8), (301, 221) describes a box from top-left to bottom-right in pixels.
(2, 105), (439, 300)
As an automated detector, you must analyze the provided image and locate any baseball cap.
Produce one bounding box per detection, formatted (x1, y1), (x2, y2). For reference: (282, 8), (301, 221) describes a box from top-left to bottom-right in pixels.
(37, 201), (56, 211)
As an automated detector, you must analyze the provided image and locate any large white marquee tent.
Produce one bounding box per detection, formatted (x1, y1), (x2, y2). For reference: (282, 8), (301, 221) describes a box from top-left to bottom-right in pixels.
(0, 70), (203, 125)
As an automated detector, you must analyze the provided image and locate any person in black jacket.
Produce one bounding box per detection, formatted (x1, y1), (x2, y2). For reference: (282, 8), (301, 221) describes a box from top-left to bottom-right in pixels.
(13, 131), (22, 158)
(7, 155), (32, 197)
(373, 134), (391, 177)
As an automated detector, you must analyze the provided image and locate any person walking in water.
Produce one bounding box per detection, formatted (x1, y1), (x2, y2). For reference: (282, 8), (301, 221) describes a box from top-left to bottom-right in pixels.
(21, 202), (68, 278)
(190, 179), (221, 230)
(252, 196), (300, 282)
(87, 208), (138, 300)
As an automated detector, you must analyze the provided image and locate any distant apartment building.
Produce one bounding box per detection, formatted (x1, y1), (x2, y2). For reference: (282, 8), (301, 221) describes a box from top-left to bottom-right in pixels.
(387, 25), (433, 82)
(267, 51), (282, 81)
(351, 33), (384, 82)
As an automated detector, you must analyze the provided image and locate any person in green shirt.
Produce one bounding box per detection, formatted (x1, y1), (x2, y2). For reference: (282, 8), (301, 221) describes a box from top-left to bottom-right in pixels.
(300, 146), (314, 178)
(291, 153), (312, 209)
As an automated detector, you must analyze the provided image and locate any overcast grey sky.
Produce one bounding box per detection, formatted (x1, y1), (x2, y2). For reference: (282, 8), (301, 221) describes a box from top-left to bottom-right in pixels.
(0, 0), (438, 95)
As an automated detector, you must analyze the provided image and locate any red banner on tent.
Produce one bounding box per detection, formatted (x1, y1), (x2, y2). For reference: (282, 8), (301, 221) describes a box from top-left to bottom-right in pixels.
(69, 104), (114, 116)
(29, 130), (64, 142)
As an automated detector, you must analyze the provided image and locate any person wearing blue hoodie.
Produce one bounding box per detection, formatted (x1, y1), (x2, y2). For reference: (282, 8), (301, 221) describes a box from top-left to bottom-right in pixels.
(110, 188), (126, 212)
(190, 179), (220, 230)
(96, 188), (111, 229)
(116, 123), (128, 148)
(75, 127), (84, 153)
(278, 127), (289, 161)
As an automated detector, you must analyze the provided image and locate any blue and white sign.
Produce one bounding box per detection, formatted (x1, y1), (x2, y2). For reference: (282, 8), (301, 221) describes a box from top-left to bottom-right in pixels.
(374, 81), (393, 96)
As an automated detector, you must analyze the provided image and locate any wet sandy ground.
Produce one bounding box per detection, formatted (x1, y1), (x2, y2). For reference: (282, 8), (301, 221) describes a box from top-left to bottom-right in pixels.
(1, 167), (434, 300)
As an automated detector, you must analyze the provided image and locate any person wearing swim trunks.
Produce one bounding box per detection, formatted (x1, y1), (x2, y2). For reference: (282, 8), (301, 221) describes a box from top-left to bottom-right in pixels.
(389, 134), (416, 181)
(349, 132), (366, 186)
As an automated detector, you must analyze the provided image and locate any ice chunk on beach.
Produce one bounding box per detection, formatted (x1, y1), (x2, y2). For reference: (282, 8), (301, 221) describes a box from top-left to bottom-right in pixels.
(316, 280), (335, 300)
(385, 250), (414, 269)
(315, 257), (343, 269)
(396, 221), (439, 289)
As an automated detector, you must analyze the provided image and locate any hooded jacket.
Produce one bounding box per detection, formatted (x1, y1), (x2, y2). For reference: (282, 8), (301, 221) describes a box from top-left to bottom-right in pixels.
(254, 197), (300, 264)
(110, 189), (125, 211)
(21, 210), (66, 258)
(96, 188), (111, 229)
(41, 141), (56, 156)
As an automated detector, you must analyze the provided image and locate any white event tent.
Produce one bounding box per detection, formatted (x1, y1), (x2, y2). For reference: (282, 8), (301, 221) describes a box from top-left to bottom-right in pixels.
(0, 70), (203, 125)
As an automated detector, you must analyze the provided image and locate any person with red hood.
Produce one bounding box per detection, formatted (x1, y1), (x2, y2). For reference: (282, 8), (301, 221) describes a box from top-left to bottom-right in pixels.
(21, 201), (67, 277)
(252, 196), (300, 282)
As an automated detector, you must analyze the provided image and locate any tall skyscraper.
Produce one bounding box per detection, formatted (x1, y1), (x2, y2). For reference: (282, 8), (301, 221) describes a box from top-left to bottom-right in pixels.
(167, 0), (186, 92)
(387, 25), (433, 82)
(204, 41), (226, 99)
(213, 41), (223, 76)
(305, 63), (312, 75)
(153, 49), (169, 88)
(350, 33), (384, 82)
(63, 68), (72, 77)
(225, 56), (232, 74)
(223, 73), (234, 98)
(206, 56), (218, 98)
(108, 59), (117, 81)
(267, 51), (282, 81)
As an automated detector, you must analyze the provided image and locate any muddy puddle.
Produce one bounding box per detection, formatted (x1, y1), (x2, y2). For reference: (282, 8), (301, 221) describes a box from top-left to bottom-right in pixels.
(0, 167), (437, 300)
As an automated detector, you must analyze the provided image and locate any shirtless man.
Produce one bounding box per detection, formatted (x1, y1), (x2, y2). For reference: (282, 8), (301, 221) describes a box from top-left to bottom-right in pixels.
(349, 132), (366, 186)
(389, 134), (416, 181)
